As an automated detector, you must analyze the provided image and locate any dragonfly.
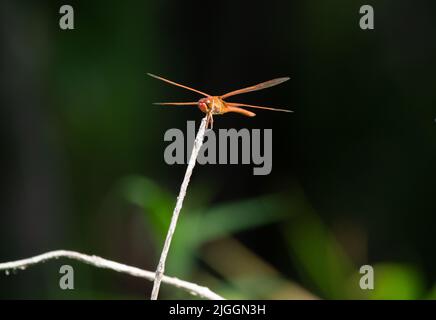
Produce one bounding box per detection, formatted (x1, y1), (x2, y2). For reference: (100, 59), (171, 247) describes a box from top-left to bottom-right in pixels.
(147, 73), (292, 129)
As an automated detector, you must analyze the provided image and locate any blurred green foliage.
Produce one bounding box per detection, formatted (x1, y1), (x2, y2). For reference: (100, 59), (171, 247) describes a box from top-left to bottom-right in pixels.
(117, 176), (435, 299)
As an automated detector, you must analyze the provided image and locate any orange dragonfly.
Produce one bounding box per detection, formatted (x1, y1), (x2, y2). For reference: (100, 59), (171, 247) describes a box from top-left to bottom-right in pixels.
(148, 73), (292, 129)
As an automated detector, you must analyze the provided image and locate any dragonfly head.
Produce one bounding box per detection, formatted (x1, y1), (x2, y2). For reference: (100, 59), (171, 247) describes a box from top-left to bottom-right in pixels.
(198, 97), (211, 113)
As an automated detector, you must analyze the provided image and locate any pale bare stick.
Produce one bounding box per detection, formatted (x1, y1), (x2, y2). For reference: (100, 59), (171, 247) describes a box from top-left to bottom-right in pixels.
(150, 116), (208, 300)
(0, 249), (224, 300)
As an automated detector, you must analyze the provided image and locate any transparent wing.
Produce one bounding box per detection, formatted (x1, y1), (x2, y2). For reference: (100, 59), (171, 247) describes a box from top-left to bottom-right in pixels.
(226, 102), (292, 112)
(153, 102), (198, 106)
(221, 77), (290, 99)
(147, 73), (210, 97)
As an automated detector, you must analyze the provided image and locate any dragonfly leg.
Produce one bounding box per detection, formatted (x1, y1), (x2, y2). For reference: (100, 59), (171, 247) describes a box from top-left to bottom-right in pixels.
(205, 112), (214, 130)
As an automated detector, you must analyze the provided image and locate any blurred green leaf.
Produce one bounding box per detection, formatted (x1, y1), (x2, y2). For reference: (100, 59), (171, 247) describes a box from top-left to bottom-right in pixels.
(119, 176), (290, 280)
(368, 264), (424, 300)
(195, 196), (288, 244)
(285, 205), (354, 299)
(118, 175), (173, 236)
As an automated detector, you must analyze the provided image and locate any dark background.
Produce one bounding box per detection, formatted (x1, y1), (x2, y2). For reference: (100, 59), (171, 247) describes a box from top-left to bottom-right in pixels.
(1, 0), (435, 299)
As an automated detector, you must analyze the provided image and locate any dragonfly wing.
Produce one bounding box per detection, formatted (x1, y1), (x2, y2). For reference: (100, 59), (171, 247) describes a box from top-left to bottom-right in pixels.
(226, 102), (292, 112)
(153, 102), (198, 106)
(221, 77), (290, 99)
(147, 73), (210, 97)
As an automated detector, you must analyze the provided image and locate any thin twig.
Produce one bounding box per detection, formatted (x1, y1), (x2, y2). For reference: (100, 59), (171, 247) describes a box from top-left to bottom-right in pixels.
(0, 249), (224, 300)
(151, 116), (208, 300)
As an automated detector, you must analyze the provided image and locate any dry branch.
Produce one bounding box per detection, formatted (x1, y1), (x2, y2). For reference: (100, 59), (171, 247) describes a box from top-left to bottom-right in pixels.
(151, 116), (208, 299)
(0, 249), (224, 300)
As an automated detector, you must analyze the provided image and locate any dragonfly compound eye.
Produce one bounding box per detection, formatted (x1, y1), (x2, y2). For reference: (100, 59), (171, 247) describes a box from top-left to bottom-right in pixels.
(198, 102), (208, 113)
